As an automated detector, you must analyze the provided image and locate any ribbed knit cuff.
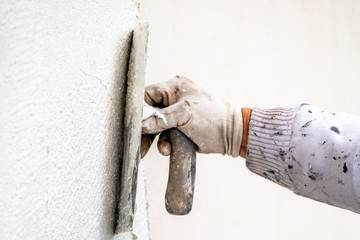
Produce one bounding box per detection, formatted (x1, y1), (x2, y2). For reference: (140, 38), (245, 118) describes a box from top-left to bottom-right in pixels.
(246, 107), (299, 189)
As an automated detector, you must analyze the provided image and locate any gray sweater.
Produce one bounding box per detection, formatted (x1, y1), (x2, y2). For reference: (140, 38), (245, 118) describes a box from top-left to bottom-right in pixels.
(246, 104), (360, 213)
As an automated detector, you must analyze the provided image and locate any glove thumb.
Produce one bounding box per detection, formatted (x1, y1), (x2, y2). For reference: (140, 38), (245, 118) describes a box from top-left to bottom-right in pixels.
(142, 100), (192, 134)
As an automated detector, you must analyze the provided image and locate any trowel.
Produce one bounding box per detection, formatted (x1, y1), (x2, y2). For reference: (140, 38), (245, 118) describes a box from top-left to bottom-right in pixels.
(115, 23), (197, 233)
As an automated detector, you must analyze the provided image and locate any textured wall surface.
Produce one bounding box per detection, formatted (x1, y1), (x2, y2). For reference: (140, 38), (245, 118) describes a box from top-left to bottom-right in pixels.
(0, 1), (149, 239)
(142, 0), (360, 240)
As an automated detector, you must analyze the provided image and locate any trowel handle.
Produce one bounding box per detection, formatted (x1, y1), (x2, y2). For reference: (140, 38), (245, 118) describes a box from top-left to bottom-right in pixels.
(165, 128), (197, 215)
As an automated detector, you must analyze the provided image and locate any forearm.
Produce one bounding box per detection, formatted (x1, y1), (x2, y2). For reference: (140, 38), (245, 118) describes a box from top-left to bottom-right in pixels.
(242, 104), (360, 214)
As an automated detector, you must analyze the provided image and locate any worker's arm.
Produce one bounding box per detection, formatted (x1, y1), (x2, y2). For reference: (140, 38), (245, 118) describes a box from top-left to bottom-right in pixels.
(141, 76), (360, 214)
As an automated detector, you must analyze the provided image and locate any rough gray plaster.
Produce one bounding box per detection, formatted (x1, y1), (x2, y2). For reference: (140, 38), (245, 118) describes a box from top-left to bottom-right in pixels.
(0, 1), (149, 239)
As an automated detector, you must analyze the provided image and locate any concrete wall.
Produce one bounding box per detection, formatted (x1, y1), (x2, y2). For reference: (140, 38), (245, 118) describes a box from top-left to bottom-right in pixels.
(142, 0), (360, 239)
(0, 1), (149, 239)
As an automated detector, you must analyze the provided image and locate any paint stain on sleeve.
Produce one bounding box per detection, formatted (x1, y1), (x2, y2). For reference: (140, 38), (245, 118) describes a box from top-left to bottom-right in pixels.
(330, 126), (340, 134)
(343, 163), (348, 173)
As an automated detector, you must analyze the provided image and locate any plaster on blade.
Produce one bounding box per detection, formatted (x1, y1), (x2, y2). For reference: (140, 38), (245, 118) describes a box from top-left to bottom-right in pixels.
(115, 23), (149, 234)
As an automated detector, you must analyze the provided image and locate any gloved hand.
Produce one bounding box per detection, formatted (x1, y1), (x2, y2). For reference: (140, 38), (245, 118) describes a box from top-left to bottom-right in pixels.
(141, 75), (246, 158)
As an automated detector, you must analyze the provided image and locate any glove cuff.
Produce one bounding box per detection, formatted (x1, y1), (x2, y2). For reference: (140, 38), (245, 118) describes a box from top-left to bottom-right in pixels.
(226, 104), (243, 157)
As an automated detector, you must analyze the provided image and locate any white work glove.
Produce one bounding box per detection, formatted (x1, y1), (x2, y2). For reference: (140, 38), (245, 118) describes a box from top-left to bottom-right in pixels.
(141, 76), (243, 158)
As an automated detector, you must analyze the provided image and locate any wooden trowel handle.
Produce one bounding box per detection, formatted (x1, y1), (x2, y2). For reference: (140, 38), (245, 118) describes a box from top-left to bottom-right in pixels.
(165, 128), (197, 215)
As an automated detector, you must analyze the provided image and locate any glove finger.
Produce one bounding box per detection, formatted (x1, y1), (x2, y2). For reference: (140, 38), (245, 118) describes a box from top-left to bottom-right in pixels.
(142, 100), (191, 134)
(144, 76), (194, 107)
(144, 82), (177, 108)
(157, 130), (171, 156)
(140, 134), (156, 158)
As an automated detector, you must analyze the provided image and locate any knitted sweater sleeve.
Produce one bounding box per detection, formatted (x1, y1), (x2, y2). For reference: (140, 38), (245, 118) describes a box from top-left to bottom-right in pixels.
(246, 104), (360, 214)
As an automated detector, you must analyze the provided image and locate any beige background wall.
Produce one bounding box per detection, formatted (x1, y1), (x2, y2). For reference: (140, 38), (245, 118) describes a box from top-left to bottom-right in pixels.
(142, 0), (360, 239)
